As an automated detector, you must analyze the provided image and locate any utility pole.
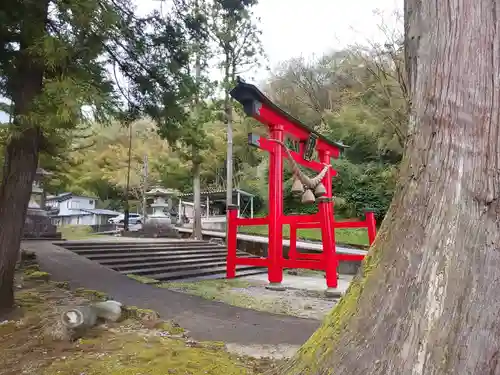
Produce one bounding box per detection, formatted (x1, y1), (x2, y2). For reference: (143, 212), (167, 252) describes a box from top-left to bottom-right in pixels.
(224, 60), (234, 209)
(191, 0), (203, 240)
(142, 154), (148, 220)
(124, 121), (133, 231)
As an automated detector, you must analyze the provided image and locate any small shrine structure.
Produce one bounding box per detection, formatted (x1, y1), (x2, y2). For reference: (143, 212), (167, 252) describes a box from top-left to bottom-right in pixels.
(177, 188), (255, 231)
(226, 78), (376, 293)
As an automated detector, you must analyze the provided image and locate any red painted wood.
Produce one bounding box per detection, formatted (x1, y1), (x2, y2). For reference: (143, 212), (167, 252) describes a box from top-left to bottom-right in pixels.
(289, 223), (298, 261)
(317, 149), (338, 288)
(365, 211), (377, 245)
(225, 81), (377, 286)
(267, 124), (284, 283)
(226, 207), (238, 278)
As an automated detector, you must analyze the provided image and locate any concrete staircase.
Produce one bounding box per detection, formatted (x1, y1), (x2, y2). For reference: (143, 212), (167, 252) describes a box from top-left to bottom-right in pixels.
(61, 240), (266, 282)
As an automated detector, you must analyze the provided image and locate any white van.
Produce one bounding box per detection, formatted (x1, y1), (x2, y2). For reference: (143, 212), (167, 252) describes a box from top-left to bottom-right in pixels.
(108, 213), (142, 225)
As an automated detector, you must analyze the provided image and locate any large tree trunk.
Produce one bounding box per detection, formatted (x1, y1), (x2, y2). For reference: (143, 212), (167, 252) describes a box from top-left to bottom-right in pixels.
(281, 1), (500, 374)
(0, 130), (41, 309)
(0, 0), (47, 310)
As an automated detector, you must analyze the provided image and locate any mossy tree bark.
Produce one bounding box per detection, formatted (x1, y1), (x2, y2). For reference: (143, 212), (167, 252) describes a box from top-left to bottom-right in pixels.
(0, 1), (47, 310)
(281, 1), (500, 374)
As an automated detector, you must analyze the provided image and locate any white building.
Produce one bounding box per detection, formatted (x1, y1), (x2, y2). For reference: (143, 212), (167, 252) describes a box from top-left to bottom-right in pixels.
(46, 192), (121, 226)
(178, 188), (255, 231)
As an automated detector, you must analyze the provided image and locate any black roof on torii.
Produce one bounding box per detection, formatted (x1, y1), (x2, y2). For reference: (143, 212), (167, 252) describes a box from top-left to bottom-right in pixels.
(229, 77), (348, 150)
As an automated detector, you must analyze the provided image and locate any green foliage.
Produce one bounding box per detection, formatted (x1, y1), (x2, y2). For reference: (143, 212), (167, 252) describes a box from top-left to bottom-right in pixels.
(263, 47), (406, 220)
(0, 0), (199, 225)
(332, 159), (397, 221)
(0, 0), (402, 227)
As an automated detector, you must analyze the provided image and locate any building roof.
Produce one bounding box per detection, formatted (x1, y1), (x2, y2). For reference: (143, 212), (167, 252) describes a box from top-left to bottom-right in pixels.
(230, 77), (348, 150)
(46, 192), (98, 202)
(80, 209), (121, 216)
(179, 188), (254, 199)
(51, 208), (122, 217)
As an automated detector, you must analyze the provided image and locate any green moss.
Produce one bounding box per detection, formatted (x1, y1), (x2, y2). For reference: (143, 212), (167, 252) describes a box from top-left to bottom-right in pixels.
(161, 279), (252, 291)
(159, 279), (293, 316)
(74, 288), (108, 301)
(76, 336), (102, 346)
(126, 274), (160, 284)
(15, 291), (44, 310)
(52, 281), (70, 290)
(123, 306), (160, 321)
(23, 264), (41, 275)
(283, 243), (384, 374)
(0, 321), (17, 335)
(24, 271), (50, 281)
(44, 334), (256, 375)
(153, 320), (185, 335)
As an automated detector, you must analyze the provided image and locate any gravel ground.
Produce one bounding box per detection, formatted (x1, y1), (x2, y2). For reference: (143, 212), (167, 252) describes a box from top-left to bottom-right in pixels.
(230, 284), (339, 320)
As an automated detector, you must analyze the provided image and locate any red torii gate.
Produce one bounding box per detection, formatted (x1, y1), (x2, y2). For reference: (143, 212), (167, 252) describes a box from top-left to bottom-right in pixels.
(226, 78), (376, 291)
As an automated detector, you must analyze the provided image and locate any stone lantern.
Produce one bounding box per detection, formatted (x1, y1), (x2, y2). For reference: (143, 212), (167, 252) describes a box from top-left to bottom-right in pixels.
(27, 167), (51, 215)
(123, 187), (180, 238)
(147, 187), (173, 220)
(24, 168), (61, 239)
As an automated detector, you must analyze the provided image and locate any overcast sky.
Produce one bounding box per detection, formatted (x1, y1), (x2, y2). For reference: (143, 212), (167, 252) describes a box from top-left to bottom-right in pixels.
(0, 0), (402, 123)
(253, 0), (402, 80)
(137, 0), (403, 84)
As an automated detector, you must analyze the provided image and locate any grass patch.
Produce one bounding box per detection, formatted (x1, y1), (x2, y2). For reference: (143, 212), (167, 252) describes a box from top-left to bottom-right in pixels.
(24, 271), (51, 281)
(2, 259), (277, 375)
(74, 288), (108, 301)
(58, 225), (98, 240)
(127, 274), (160, 285)
(160, 279), (293, 316)
(239, 224), (369, 246)
(44, 332), (268, 375)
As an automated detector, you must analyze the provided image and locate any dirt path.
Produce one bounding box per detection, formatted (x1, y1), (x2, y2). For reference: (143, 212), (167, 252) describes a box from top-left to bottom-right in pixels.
(22, 241), (320, 347)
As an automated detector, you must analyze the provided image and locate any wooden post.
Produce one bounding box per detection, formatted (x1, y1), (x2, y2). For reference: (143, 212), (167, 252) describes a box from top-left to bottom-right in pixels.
(289, 223), (298, 261)
(250, 196), (254, 218)
(318, 149), (337, 289)
(178, 199), (182, 225)
(267, 124), (284, 285)
(206, 196), (210, 218)
(365, 211), (377, 245)
(236, 190), (241, 217)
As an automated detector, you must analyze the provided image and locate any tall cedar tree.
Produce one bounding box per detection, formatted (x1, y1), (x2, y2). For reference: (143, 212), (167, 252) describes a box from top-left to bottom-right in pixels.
(0, 0), (194, 309)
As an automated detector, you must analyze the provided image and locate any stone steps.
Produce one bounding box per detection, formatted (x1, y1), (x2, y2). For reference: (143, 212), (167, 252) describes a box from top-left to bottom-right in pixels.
(61, 240), (266, 281)
(79, 249), (228, 260)
(68, 245), (224, 256)
(143, 265), (266, 282)
(60, 240), (208, 251)
(103, 252), (256, 271)
(110, 256), (228, 271)
(97, 253), (229, 265)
